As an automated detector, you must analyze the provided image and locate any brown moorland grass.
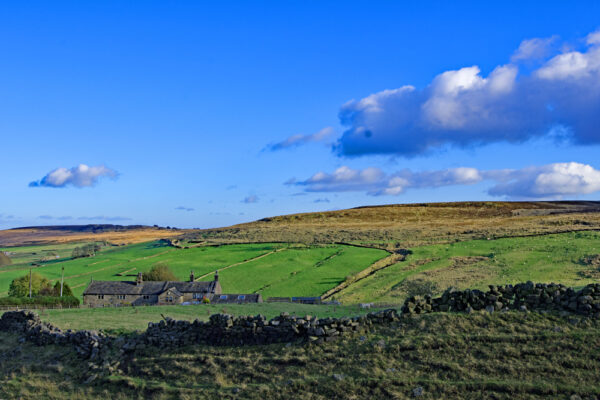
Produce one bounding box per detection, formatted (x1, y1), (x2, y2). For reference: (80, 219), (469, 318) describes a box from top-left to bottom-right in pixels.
(0, 226), (188, 247)
(185, 201), (600, 248)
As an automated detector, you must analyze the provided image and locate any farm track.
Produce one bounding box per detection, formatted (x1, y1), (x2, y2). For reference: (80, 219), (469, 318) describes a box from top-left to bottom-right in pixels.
(194, 248), (286, 281)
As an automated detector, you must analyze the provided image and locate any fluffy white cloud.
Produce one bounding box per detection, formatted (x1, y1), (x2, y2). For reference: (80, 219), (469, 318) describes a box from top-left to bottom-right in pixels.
(266, 127), (334, 151)
(29, 164), (118, 188)
(291, 162), (600, 199)
(336, 30), (600, 157)
(487, 162), (600, 198)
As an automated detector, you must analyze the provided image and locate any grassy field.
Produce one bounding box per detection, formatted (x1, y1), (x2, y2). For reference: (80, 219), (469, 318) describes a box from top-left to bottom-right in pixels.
(2, 311), (599, 399)
(337, 231), (600, 304)
(198, 245), (386, 298)
(0, 242), (388, 298)
(22, 303), (385, 333)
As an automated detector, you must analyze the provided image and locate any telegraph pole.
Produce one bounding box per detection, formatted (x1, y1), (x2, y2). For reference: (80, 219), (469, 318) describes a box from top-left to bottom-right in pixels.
(29, 268), (32, 298)
(60, 266), (65, 297)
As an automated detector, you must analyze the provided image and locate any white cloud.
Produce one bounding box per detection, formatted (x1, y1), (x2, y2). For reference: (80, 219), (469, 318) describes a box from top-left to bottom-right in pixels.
(487, 162), (600, 198)
(291, 162), (600, 199)
(336, 30), (600, 157)
(29, 164), (118, 188)
(511, 36), (558, 62)
(266, 127), (334, 151)
(587, 29), (600, 45)
(292, 165), (482, 195)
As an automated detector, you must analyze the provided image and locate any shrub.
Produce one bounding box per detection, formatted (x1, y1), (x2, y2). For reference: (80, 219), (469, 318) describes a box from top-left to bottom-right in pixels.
(142, 262), (178, 281)
(0, 295), (80, 307)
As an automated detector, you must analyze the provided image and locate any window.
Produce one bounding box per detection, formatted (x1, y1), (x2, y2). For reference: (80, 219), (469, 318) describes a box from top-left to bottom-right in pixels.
(193, 293), (203, 299)
(166, 296), (173, 302)
(97, 295), (104, 299)
(117, 295), (126, 300)
(143, 295), (150, 300)
(220, 295), (227, 300)
(237, 295), (246, 300)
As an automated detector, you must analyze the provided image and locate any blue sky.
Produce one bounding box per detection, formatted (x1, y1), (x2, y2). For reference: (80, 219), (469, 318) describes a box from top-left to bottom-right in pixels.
(2, 1), (600, 229)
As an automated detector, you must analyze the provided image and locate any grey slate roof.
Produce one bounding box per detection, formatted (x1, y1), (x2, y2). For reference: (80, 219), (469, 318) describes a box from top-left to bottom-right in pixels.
(83, 280), (219, 296)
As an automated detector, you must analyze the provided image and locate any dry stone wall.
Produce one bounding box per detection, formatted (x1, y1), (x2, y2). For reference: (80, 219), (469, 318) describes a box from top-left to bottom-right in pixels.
(402, 282), (600, 317)
(1, 282), (600, 367)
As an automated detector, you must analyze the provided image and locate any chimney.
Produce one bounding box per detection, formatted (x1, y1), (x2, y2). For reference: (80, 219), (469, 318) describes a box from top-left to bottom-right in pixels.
(214, 270), (219, 282)
(190, 271), (195, 282)
(136, 272), (143, 285)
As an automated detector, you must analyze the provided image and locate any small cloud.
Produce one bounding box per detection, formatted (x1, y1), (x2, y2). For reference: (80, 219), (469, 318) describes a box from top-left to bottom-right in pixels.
(511, 35), (558, 62)
(58, 216), (73, 221)
(29, 164), (118, 188)
(226, 185), (237, 190)
(313, 198), (330, 203)
(38, 215), (53, 220)
(77, 216), (132, 222)
(242, 195), (259, 204)
(265, 127), (334, 151)
(175, 206), (195, 212)
(291, 192), (307, 196)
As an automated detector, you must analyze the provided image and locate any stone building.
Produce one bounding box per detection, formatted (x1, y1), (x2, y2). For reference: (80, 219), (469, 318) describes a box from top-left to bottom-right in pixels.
(83, 271), (261, 307)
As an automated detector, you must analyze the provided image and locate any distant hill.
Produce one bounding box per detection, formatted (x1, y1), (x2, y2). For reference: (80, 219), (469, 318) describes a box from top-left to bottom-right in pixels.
(0, 225), (186, 247)
(186, 201), (600, 248)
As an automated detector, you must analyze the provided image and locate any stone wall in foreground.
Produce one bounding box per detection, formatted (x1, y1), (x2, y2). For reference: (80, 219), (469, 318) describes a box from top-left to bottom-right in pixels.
(1, 281), (599, 364)
(402, 282), (600, 317)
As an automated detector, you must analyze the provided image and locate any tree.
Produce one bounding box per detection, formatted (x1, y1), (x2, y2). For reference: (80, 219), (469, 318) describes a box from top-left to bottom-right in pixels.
(142, 262), (178, 281)
(8, 272), (52, 297)
(53, 281), (73, 296)
(72, 243), (100, 259)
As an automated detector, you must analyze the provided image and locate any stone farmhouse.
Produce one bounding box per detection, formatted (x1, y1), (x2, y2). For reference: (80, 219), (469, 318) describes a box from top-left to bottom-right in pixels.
(83, 271), (262, 307)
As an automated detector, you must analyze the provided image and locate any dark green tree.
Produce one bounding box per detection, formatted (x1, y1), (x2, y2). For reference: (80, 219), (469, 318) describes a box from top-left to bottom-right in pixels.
(53, 281), (73, 296)
(142, 262), (178, 281)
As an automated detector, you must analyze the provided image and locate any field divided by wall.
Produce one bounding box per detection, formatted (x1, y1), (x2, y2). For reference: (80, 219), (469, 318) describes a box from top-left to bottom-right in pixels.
(0, 242), (388, 299)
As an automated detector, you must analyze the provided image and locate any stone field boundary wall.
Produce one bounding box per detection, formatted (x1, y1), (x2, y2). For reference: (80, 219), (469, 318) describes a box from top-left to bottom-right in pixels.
(1, 281), (599, 378)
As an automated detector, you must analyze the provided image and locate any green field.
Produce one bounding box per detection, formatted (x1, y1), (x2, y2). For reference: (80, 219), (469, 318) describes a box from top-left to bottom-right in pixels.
(3, 231), (600, 308)
(338, 231), (600, 304)
(0, 242), (388, 298)
(24, 302), (385, 333)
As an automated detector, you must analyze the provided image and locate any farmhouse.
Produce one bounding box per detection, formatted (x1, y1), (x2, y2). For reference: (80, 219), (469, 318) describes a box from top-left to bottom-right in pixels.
(83, 271), (262, 307)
